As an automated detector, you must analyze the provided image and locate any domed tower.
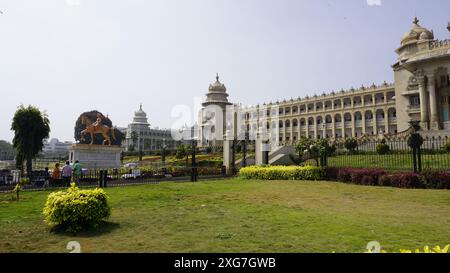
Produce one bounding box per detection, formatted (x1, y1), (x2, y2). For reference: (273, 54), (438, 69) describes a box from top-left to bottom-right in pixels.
(202, 73), (232, 108)
(132, 104), (150, 126)
(396, 17), (434, 59)
(199, 74), (233, 147)
(126, 104), (151, 151)
(393, 17), (450, 133)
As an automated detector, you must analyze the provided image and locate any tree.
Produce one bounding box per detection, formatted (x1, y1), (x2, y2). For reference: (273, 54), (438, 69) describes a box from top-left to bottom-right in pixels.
(344, 138), (358, 153)
(130, 131), (139, 149)
(11, 105), (50, 176)
(294, 137), (336, 166)
(0, 140), (15, 160)
(294, 137), (315, 160)
(176, 144), (186, 160)
(376, 139), (390, 155)
(184, 144), (192, 165)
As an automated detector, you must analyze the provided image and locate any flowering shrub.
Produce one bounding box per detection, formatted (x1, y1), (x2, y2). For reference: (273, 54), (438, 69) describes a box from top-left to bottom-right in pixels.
(421, 170), (450, 189)
(325, 167), (386, 186)
(324, 167), (450, 189)
(365, 245), (449, 253)
(239, 166), (325, 181)
(43, 183), (111, 234)
(349, 168), (387, 186)
(324, 166), (340, 181)
(399, 245), (449, 253)
(387, 173), (424, 189)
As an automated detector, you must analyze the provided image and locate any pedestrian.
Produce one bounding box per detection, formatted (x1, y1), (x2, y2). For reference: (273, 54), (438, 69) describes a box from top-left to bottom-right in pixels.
(73, 160), (82, 183)
(61, 161), (72, 186)
(51, 163), (61, 185)
(43, 167), (51, 188)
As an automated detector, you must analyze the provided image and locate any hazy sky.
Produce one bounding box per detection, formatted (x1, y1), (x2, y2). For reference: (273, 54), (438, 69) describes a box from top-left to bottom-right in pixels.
(1, 0), (449, 142)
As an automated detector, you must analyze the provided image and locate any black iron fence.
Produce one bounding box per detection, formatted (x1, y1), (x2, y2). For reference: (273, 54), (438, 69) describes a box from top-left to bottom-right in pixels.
(0, 165), (228, 192)
(325, 135), (450, 172)
(0, 141), (230, 192)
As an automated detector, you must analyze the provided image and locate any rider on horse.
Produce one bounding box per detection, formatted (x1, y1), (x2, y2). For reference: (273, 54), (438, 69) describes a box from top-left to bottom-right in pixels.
(92, 113), (103, 130)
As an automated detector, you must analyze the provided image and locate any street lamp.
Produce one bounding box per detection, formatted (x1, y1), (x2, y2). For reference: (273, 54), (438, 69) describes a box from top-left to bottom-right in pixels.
(190, 137), (198, 182)
(161, 138), (168, 164)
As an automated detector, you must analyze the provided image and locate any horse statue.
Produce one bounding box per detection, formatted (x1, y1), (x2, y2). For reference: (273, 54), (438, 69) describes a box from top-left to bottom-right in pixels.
(80, 114), (116, 145)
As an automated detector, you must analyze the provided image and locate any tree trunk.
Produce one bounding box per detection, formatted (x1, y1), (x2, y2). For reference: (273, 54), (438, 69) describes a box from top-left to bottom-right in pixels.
(26, 154), (32, 178)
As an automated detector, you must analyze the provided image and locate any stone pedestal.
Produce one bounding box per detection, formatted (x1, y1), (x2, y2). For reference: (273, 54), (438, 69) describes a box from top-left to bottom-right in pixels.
(69, 144), (122, 170)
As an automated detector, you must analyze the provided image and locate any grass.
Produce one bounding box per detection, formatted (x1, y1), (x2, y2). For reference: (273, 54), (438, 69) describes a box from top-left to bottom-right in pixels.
(1, 179), (449, 253)
(327, 153), (450, 171)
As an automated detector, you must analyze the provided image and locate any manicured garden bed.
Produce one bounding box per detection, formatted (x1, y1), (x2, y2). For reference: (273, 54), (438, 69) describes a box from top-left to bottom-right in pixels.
(1, 179), (449, 253)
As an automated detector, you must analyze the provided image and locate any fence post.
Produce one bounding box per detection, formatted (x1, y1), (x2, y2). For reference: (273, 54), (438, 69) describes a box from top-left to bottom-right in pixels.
(412, 147), (418, 173)
(408, 127), (424, 174)
(103, 170), (108, 188)
(191, 140), (197, 182)
(98, 170), (104, 188)
(242, 132), (248, 168)
(417, 146), (422, 173)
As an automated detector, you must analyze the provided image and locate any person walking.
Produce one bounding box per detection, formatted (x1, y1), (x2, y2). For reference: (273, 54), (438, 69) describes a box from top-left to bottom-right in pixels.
(73, 160), (82, 184)
(51, 163), (61, 186)
(61, 161), (72, 186)
(52, 163), (61, 179)
(43, 167), (51, 188)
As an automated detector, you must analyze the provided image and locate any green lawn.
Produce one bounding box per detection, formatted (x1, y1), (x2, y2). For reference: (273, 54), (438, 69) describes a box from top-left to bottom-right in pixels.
(1, 179), (449, 253)
(327, 153), (450, 171)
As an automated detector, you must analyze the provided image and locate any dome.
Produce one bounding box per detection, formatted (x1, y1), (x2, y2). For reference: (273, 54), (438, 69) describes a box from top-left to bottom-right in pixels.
(202, 73), (232, 107)
(135, 104), (146, 117)
(132, 104), (150, 125)
(400, 17), (434, 46)
(419, 31), (432, 40)
(208, 73), (227, 92)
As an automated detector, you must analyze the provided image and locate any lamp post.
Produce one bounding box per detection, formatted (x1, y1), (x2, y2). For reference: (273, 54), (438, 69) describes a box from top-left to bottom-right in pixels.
(242, 132), (248, 168)
(190, 137), (198, 182)
(161, 138), (167, 164)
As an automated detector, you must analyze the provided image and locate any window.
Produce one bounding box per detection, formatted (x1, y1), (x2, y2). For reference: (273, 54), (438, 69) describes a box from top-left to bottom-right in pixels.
(409, 95), (420, 106)
(441, 76), (447, 86)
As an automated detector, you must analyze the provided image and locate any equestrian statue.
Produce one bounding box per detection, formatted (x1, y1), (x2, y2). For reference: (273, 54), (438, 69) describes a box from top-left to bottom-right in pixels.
(75, 111), (123, 146)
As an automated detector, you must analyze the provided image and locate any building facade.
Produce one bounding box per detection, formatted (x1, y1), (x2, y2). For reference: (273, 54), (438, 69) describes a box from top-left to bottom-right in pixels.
(122, 105), (180, 152)
(42, 138), (73, 158)
(198, 17), (450, 147)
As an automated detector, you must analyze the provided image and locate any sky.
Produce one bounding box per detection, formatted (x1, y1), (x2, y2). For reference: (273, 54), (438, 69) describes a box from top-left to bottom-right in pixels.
(0, 0), (449, 142)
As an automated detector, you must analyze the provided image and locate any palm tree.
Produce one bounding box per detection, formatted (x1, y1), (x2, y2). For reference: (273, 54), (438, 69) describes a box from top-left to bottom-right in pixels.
(11, 105), (50, 177)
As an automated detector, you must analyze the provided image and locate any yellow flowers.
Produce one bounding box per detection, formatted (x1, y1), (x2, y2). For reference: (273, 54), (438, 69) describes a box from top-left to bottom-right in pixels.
(399, 245), (450, 253)
(43, 184), (111, 233)
(239, 166), (325, 181)
(365, 245), (449, 253)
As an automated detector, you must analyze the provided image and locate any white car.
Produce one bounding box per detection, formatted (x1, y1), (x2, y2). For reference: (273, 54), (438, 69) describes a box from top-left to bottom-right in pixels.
(124, 163), (139, 168)
(121, 169), (141, 179)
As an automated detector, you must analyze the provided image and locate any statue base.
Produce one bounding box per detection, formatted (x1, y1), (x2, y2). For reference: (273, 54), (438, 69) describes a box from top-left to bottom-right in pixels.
(69, 144), (122, 170)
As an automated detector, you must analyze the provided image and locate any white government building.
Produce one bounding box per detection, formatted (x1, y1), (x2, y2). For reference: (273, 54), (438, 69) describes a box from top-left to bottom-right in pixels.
(198, 17), (450, 147)
(121, 105), (180, 152)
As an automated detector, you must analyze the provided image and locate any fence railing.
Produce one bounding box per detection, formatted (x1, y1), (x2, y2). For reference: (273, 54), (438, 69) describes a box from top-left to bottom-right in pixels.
(325, 136), (450, 172)
(0, 165), (228, 192)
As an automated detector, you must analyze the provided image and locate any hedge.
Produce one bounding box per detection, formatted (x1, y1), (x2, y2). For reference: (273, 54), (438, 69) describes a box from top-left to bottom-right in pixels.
(43, 183), (111, 233)
(239, 166), (325, 181)
(325, 167), (450, 189)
